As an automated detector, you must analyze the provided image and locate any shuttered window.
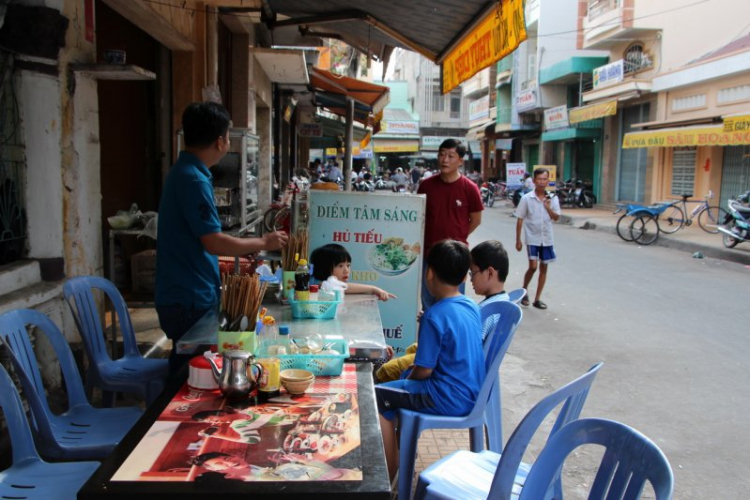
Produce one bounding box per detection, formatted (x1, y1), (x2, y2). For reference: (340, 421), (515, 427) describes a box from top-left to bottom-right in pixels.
(670, 148), (696, 197)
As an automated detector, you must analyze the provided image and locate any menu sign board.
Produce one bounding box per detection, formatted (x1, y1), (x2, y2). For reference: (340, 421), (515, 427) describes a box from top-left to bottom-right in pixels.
(309, 191), (425, 356)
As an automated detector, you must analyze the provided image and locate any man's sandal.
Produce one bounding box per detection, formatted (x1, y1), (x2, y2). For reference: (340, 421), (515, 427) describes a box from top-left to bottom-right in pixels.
(533, 300), (547, 309)
(520, 295), (530, 306)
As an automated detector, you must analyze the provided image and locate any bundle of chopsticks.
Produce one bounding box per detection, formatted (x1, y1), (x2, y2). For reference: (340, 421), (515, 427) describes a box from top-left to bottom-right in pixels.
(281, 229), (309, 271)
(221, 273), (267, 321)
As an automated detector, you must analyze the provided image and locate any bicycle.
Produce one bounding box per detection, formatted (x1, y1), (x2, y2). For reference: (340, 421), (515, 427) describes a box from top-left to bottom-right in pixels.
(655, 191), (728, 234)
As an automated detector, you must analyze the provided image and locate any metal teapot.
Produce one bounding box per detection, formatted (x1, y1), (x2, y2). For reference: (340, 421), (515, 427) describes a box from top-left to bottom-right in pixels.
(204, 350), (263, 398)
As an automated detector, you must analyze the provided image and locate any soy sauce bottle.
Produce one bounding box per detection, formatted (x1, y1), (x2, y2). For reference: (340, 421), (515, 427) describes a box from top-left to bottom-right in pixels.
(294, 259), (310, 301)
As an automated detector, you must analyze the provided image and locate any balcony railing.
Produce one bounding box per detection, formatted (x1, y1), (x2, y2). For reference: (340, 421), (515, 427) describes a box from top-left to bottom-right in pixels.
(588, 0), (619, 20)
(623, 56), (653, 76)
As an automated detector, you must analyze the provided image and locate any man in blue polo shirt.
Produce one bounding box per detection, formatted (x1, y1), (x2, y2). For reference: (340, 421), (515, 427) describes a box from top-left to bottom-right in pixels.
(156, 102), (287, 375)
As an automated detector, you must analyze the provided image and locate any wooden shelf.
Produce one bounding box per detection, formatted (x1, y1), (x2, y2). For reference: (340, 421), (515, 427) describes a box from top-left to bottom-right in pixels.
(71, 64), (156, 81)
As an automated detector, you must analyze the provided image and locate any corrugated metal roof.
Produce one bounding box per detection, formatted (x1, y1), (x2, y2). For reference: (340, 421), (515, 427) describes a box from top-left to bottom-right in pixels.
(266, 0), (493, 62)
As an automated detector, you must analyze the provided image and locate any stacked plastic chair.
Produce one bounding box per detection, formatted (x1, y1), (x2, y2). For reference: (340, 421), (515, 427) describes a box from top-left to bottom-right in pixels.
(0, 363), (100, 499)
(0, 308), (143, 460)
(63, 276), (168, 406)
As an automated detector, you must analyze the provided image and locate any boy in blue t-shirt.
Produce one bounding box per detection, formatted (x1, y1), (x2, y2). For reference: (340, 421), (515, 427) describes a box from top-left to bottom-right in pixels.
(375, 240), (484, 481)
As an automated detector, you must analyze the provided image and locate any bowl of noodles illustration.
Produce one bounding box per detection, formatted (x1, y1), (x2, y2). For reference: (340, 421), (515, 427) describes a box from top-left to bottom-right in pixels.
(367, 238), (420, 276)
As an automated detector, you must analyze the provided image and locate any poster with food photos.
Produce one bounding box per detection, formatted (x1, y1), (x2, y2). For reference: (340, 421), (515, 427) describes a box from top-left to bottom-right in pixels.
(112, 366), (362, 482)
(308, 191), (425, 356)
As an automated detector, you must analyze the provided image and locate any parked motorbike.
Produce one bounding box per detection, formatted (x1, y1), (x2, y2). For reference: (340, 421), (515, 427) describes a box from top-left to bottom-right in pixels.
(511, 186), (528, 207)
(717, 190), (750, 248)
(557, 179), (596, 208)
(480, 181), (497, 207)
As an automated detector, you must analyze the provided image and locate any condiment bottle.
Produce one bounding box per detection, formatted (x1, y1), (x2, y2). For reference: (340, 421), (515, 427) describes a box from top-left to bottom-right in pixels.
(278, 325), (292, 354)
(258, 316), (278, 356)
(309, 284), (319, 301)
(294, 259), (310, 301)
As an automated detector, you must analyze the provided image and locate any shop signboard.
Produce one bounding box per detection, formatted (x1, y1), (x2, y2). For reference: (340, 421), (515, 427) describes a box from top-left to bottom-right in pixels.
(593, 60), (624, 89)
(442, 0), (527, 94)
(496, 138), (514, 150)
(506, 162), (527, 189)
(515, 86), (537, 112)
(569, 99), (617, 124)
(543, 105), (569, 130)
(534, 164), (557, 190)
(421, 136), (460, 150)
(381, 120), (420, 135)
(469, 95), (490, 123)
(622, 125), (750, 148)
(308, 191), (425, 356)
(297, 123), (323, 137)
(723, 114), (750, 133)
(373, 140), (420, 153)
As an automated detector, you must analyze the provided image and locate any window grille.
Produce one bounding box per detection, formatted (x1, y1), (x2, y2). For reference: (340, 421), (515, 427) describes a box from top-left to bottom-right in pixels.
(0, 52), (26, 266)
(624, 43), (653, 74)
(671, 148), (696, 197)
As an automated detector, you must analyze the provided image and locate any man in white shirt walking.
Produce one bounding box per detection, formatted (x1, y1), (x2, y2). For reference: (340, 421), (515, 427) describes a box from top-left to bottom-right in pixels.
(514, 168), (561, 309)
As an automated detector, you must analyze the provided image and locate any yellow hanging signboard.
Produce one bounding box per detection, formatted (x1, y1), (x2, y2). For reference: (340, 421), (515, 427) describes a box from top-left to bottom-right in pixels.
(622, 125), (750, 148)
(723, 115), (750, 133)
(569, 100), (618, 124)
(441, 0), (527, 94)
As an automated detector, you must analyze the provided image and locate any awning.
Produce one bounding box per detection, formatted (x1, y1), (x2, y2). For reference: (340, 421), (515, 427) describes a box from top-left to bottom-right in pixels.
(466, 119), (495, 141)
(373, 139), (419, 153)
(569, 100), (618, 124)
(539, 56), (610, 85)
(542, 128), (600, 142)
(263, 0), (525, 90)
(622, 124), (750, 148)
(252, 48), (309, 84)
(307, 116), (369, 148)
(582, 80), (651, 103)
(310, 67), (390, 125)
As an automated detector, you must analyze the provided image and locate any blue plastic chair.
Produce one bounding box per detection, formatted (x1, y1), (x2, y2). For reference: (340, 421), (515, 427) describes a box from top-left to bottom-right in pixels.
(0, 309), (143, 460)
(63, 276), (168, 406)
(482, 288), (526, 451)
(480, 298), (521, 454)
(0, 363), (101, 499)
(519, 418), (674, 500)
(507, 288), (527, 304)
(395, 301), (523, 500)
(416, 363), (603, 500)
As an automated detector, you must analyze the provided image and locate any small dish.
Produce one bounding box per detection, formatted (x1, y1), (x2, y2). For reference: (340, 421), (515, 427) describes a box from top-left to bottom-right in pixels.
(280, 368), (315, 394)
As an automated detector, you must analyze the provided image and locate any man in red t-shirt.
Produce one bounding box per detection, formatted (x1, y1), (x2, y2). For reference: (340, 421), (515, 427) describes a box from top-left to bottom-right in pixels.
(418, 139), (483, 311)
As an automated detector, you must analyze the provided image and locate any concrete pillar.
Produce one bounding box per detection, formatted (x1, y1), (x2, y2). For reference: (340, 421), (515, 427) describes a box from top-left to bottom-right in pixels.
(17, 69), (64, 261)
(344, 97), (353, 191)
(231, 33), (250, 127)
(257, 106), (272, 214)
